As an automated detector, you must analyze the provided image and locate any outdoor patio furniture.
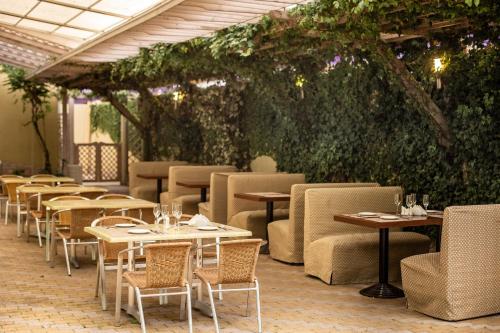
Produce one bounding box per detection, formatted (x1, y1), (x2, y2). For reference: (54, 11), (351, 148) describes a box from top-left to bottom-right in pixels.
(303, 186), (430, 284)
(3, 180), (24, 226)
(401, 204), (500, 320)
(226, 173), (305, 241)
(52, 207), (101, 276)
(194, 239), (263, 333)
(268, 182), (379, 264)
(121, 242), (193, 333)
(92, 216), (149, 310)
(0, 175), (23, 216)
(129, 161), (188, 202)
(161, 165), (237, 215)
(198, 172), (276, 224)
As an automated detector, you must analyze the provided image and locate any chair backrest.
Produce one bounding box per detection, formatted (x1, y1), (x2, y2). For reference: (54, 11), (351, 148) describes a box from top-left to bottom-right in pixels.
(207, 171), (275, 223)
(440, 204), (500, 313)
(96, 194), (135, 200)
(1, 175), (23, 195)
(303, 186), (402, 259)
(128, 161), (188, 192)
(68, 208), (102, 239)
(17, 184), (50, 204)
(166, 165), (237, 203)
(144, 242), (192, 288)
(50, 195), (89, 226)
(217, 239), (262, 284)
(5, 182), (25, 203)
(227, 173), (305, 222)
(92, 216), (149, 260)
(286, 183), (380, 256)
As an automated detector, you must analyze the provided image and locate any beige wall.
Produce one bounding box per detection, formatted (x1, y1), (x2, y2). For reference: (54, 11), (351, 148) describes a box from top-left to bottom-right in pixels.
(0, 73), (60, 174)
(73, 101), (113, 144)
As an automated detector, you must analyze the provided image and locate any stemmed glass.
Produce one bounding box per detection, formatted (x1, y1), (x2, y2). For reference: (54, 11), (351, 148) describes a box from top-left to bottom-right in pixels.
(394, 193), (402, 216)
(160, 204), (170, 231)
(406, 194), (413, 218)
(153, 204), (161, 224)
(172, 203), (182, 230)
(422, 194), (429, 212)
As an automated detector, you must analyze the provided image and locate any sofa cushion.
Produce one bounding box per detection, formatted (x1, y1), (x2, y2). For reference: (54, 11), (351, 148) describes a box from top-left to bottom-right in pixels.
(229, 209), (289, 240)
(306, 231), (430, 284)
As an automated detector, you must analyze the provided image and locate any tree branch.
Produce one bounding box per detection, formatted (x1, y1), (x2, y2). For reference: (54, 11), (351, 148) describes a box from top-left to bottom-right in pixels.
(374, 42), (452, 148)
(104, 90), (144, 132)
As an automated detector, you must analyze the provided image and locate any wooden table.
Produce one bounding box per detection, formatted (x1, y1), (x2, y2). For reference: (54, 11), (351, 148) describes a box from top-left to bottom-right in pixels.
(334, 213), (443, 299)
(17, 186), (108, 239)
(176, 180), (210, 202)
(84, 223), (252, 324)
(1, 176), (75, 184)
(137, 174), (168, 203)
(42, 199), (156, 261)
(234, 192), (290, 253)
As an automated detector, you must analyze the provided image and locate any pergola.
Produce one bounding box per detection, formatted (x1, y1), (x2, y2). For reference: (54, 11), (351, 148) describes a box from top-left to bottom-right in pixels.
(0, 0), (315, 81)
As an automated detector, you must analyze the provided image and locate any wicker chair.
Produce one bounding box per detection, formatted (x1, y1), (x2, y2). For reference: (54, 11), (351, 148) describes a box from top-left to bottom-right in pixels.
(91, 216), (148, 310)
(50, 206), (101, 275)
(0, 175), (22, 216)
(4, 180), (25, 225)
(116, 242), (193, 333)
(195, 239), (263, 333)
(96, 193), (153, 222)
(14, 184), (50, 236)
(30, 174), (57, 186)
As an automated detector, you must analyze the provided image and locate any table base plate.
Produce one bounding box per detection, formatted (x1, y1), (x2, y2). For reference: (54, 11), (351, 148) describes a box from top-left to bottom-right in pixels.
(360, 282), (404, 298)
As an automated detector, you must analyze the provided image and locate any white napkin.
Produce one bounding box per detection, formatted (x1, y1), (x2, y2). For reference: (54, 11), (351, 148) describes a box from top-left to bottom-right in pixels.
(186, 214), (212, 226)
(401, 205), (427, 216)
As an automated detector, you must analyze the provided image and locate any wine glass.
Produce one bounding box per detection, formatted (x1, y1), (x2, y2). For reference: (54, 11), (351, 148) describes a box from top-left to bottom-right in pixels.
(422, 194), (429, 212)
(394, 193), (402, 215)
(161, 204), (170, 230)
(405, 194), (413, 218)
(153, 204), (161, 224)
(172, 203), (182, 229)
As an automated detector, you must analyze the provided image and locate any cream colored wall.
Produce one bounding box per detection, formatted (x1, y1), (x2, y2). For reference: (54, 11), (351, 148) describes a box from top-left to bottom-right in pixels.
(0, 73), (59, 173)
(73, 101), (113, 144)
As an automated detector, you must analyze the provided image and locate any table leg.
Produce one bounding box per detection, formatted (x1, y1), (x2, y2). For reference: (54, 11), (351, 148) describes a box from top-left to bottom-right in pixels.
(156, 178), (162, 203)
(360, 228), (404, 298)
(260, 202), (273, 254)
(435, 225), (442, 252)
(45, 209), (51, 261)
(16, 203), (21, 237)
(200, 188), (207, 203)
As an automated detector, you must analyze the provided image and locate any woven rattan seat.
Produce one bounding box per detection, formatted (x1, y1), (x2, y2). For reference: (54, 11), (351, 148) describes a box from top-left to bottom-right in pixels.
(123, 271), (148, 288)
(193, 267), (219, 284)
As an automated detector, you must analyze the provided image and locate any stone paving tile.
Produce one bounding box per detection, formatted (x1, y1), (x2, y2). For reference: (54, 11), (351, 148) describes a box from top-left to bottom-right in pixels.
(0, 217), (499, 333)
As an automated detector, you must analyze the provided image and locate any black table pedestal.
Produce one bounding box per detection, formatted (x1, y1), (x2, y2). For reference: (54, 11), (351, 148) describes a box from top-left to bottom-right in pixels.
(360, 228), (405, 298)
(260, 201), (273, 254)
(155, 178), (162, 203)
(200, 188), (207, 202)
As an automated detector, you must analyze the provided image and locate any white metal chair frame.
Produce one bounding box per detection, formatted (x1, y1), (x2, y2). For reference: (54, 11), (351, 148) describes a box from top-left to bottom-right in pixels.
(196, 242), (263, 333)
(15, 184), (49, 237)
(0, 175), (23, 217)
(115, 244), (193, 333)
(91, 216), (149, 310)
(49, 200), (97, 276)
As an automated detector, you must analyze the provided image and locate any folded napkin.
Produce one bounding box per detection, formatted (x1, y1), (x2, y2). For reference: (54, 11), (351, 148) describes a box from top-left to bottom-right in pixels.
(186, 214), (212, 226)
(401, 205), (427, 216)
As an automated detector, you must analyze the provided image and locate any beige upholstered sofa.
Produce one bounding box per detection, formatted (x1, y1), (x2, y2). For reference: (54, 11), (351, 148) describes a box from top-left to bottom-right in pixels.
(160, 165), (237, 215)
(227, 173), (305, 240)
(129, 161), (187, 201)
(268, 182), (380, 264)
(401, 204), (500, 321)
(304, 186), (430, 284)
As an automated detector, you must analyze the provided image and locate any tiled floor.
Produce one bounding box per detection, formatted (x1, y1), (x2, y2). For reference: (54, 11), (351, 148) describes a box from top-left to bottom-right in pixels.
(0, 218), (499, 333)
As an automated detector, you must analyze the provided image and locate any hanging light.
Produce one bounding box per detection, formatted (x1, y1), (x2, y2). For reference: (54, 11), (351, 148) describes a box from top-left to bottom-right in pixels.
(433, 58), (443, 72)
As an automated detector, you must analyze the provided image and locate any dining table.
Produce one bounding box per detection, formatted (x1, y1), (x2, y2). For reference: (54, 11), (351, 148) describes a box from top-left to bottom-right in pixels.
(234, 192), (290, 253)
(17, 185), (108, 239)
(42, 198), (157, 261)
(84, 222), (252, 325)
(176, 180), (210, 202)
(1, 176), (75, 185)
(333, 212), (443, 299)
